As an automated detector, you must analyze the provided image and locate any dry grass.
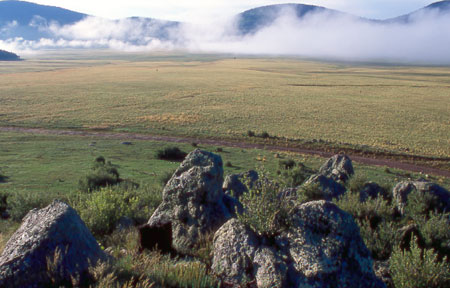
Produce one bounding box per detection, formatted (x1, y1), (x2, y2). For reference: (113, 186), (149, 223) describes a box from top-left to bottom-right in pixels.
(0, 55), (449, 157)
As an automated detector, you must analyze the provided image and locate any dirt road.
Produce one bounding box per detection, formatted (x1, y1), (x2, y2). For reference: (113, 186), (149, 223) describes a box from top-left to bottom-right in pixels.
(1, 126), (449, 178)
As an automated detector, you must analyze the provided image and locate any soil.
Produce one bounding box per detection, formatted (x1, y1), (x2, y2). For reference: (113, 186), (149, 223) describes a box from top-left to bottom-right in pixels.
(1, 126), (449, 178)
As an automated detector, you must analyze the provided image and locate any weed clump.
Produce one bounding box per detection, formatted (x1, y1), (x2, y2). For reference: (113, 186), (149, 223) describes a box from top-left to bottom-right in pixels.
(78, 156), (121, 192)
(156, 147), (187, 161)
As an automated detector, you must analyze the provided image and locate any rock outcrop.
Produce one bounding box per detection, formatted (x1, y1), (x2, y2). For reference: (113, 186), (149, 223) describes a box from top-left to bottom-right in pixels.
(223, 170), (258, 199)
(301, 154), (353, 201)
(0, 200), (108, 287)
(142, 149), (231, 253)
(393, 180), (450, 215)
(318, 154), (354, 183)
(360, 182), (388, 202)
(213, 201), (384, 288)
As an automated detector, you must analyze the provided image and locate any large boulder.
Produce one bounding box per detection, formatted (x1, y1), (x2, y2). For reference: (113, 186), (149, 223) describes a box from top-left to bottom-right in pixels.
(303, 174), (346, 201)
(318, 154), (354, 183)
(359, 182), (389, 202)
(223, 170), (258, 199)
(143, 149), (231, 253)
(393, 180), (450, 215)
(213, 201), (384, 288)
(0, 200), (108, 288)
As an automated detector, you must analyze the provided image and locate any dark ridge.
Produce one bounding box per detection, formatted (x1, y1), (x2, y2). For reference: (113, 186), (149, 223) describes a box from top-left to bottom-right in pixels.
(0, 49), (20, 61)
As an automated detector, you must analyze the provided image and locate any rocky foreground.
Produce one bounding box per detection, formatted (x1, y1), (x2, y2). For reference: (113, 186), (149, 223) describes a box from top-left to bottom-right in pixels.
(0, 149), (449, 287)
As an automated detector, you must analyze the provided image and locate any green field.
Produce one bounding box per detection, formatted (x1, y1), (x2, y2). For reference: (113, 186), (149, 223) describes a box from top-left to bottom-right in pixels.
(0, 54), (449, 158)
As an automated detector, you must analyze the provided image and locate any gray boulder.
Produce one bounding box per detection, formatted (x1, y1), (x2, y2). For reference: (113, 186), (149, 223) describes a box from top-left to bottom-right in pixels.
(223, 170), (258, 199)
(213, 201), (384, 288)
(144, 149), (231, 252)
(0, 200), (108, 288)
(303, 174), (346, 201)
(318, 154), (354, 183)
(393, 180), (450, 215)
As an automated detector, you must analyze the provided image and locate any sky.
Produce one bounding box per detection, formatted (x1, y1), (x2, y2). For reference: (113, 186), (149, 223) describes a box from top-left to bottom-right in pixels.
(4, 0), (440, 22)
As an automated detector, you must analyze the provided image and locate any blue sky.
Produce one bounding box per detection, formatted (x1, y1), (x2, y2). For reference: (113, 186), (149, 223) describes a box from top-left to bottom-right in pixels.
(5, 0), (440, 21)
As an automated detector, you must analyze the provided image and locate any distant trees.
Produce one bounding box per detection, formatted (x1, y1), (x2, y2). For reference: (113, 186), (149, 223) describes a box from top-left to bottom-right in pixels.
(0, 49), (20, 61)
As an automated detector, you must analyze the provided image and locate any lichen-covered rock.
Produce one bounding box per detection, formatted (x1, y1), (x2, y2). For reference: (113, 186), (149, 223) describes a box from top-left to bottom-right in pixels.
(304, 174), (346, 200)
(0, 200), (108, 288)
(145, 149), (231, 252)
(393, 180), (450, 215)
(212, 219), (259, 286)
(223, 170), (258, 199)
(318, 154), (354, 183)
(212, 201), (384, 288)
(360, 182), (388, 202)
(282, 201), (384, 288)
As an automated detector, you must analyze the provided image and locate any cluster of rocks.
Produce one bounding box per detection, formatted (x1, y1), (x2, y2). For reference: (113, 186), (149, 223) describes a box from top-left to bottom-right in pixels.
(0, 149), (449, 287)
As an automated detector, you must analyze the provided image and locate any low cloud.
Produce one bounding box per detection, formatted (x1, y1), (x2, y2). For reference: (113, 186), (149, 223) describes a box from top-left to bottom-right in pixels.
(1, 7), (450, 64)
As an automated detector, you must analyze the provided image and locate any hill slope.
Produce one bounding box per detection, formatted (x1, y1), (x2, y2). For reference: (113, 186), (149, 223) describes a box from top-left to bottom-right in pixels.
(388, 0), (450, 23)
(0, 49), (20, 61)
(237, 3), (344, 34)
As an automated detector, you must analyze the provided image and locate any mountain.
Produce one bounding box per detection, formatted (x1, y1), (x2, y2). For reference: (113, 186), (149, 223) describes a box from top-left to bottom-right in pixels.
(0, 49), (20, 60)
(236, 3), (355, 35)
(0, 0), (87, 40)
(0, 0), (178, 42)
(387, 0), (450, 23)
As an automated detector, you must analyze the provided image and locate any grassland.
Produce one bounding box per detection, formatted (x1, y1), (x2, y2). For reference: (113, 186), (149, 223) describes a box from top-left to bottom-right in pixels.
(0, 54), (449, 158)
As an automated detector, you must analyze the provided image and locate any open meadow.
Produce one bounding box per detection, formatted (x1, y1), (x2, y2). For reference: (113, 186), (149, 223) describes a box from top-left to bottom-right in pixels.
(0, 53), (449, 158)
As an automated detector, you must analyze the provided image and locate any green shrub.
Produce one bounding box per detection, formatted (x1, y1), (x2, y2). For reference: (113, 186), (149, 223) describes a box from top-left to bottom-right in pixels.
(281, 163), (315, 187)
(225, 161), (232, 167)
(75, 184), (162, 236)
(159, 169), (176, 186)
(0, 171), (7, 183)
(156, 147), (187, 161)
(359, 220), (397, 260)
(7, 189), (53, 221)
(237, 175), (293, 238)
(296, 182), (325, 203)
(79, 157), (121, 192)
(0, 191), (7, 214)
(247, 130), (255, 137)
(260, 131), (270, 139)
(404, 189), (446, 216)
(346, 173), (368, 193)
(390, 236), (450, 288)
(279, 159), (296, 170)
(414, 212), (450, 260)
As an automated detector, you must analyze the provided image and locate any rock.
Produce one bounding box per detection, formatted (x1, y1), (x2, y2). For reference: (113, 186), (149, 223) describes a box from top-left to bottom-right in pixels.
(223, 170), (258, 199)
(360, 182), (388, 202)
(0, 200), (109, 288)
(393, 180), (450, 215)
(303, 174), (346, 201)
(373, 261), (394, 288)
(212, 219), (259, 286)
(143, 149), (231, 253)
(282, 201), (383, 287)
(222, 170), (258, 215)
(212, 201), (384, 288)
(318, 154), (354, 183)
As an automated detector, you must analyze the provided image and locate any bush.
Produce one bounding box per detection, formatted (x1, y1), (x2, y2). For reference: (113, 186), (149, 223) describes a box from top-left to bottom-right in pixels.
(225, 161), (233, 167)
(79, 157), (121, 192)
(159, 169), (176, 186)
(390, 236), (450, 288)
(156, 147), (187, 161)
(247, 130), (255, 137)
(296, 182), (325, 203)
(414, 212), (450, 260)
(404, 189), (447, 216)
(281, 163), (315, 187)
(359, 220), (397, 260)
(279, 159), (296, 170)
(75, 185), (161, 236)
(260, 131), (270, 139)
(0, 171), (7, 183)
(7, 189), (53, 221)
(346, 173), (368, 193)
(237, 174), (293, 238)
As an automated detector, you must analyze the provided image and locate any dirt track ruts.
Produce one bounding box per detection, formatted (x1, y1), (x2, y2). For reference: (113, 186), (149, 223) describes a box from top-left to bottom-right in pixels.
(1, 126), (449, 178)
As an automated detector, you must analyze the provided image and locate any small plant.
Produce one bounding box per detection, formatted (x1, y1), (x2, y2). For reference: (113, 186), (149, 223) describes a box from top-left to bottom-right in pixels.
(191, 142), (198, 147)
(216, 147), (223, 152)
(247, 130), (255, 137)
(346, 173), (368, 193)
(159, 169), (176, 186)
(279, 159), (296, 170)
(0, 170), (7, 183)
(225, 161), (233, 167)
(390, 236), (450, 288)
(260, 131), (270, 139)
(79, 157), (122, 192)
(297, 182), (325, 203)
(156, 147), (187, 161)
(238, 173), (293, 238)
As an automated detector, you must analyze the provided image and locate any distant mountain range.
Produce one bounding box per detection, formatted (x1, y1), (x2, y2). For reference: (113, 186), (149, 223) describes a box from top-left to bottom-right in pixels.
(1, 0), (450, 52)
